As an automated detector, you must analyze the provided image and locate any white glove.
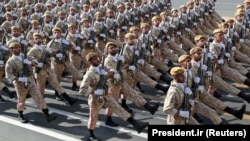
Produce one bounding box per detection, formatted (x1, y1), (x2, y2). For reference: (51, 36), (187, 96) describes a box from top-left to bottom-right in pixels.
(21, 40), (28, 46)
(225, 53), (230, 57)
(198, 85), (204, 92)
(167, 35), (171, 40)
(122, 26), (127, 30)
(199, 18), (204, 22)
(177, 31), (181, 35)
(129, 22), (133, 26)
(94, 89), (103, 95)
(49, 35), (53, 39)
(207, 71), (212, 77)
(46, 48), (52, 53)
(75, 46), (81, 51)
(180, 20), (184, 24)
(88, 40), (94, 44)
(135, 50), (139, 56)
(179, 110), (189, 119)
(23, 59), (31, 65)
(141, 43), (146, 48)
(129, 66), (136, 71)
(189, 99), (195, 106)
(194, 77), (200, 84)
(100, 69), (108, 75)
(207, 52), (213, 58)
(114, 73), (120, 79)
(37, 62), (43, 68)
(193, 22), (197, 26)
(109, 30), (114, 33)
(100, 34), (106, 38)
(218, 59), (224, 64)
(170, 24), (176, 28)
(185, 28), (190, 32)
(240, 39), (244, 43)
(145, 14), (150, 18)
(184, 87), (193, 95)
(18, 77), (28, 83)
(0, 60), (3, 65)
(202, 64), (207, 70)
(56, 53), (63, 58)
(205, 12), (209, 16)
(137, 59), (145, 65)
(232, 47), (236, 51)
(227, 38), (232, 42)
(0, 45), (8, 51)
(145, 51), (150, 56)
(157, 39), (162, 44)
(118, 55), (124, 62)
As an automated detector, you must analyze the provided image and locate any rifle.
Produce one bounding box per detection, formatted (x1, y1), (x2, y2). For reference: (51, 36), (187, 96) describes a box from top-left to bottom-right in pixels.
(114, 44), (125, 85)
(167, 0), (172, 9)
(21, 38), (29, 89)
(182, 63), (190, 125)
(87, 28), (96, 48)
(177, 16), (183, 44)
(55, 32), (69, 64)
(75, 34), (83, 54)
(100, 22), (107, 42)
(35, 39), (55, 73)
(0, 44), (8, 71)
(95, 54), (106, 103)
(206, 39), (213, 84)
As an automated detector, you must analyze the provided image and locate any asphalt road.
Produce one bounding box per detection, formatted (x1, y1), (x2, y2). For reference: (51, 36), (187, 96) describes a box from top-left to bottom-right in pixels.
(1, 1), (250, 141)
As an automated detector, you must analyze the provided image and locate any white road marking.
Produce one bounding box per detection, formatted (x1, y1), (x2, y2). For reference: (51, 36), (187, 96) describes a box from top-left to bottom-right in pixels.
(0, 116), (82, 141)
(3, 95), (148, 139)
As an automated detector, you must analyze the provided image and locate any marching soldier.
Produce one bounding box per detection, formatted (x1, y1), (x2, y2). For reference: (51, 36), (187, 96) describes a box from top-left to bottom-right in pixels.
(5, 41), (56, 123)
(104, 42), (159, 126)
(28, 32), (77, 106)
(47, 27), (83, 100)
(79, 52), (149, 140)
(163, 67), (199, 125)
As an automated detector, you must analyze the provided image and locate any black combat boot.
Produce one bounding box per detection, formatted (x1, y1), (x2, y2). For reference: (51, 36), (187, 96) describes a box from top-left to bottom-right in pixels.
(87, 129), (100, 141)
(213, 91), (222, 98)
(127, 117), (149, 133)
(121, 99), (133, 113)
(18, 111), (28, 123)
(136, 82), (144, 92)
(143, 102), (159, 115)
(246, 72), (250, 79)
(244, 79), (250, 87)
(223, 104), (246, 119)
(155, 84), (169, 93)
(238, 92), (250, 103)
(61, 93), (78, 106)
(2, 87), (15, 98)
(159, 74), (173, 85)
(55, 90), (63, 101)
(0, 94), (5, 101)
(105, 116), (119, 127)
(42, 109), (57, 123)
(71, 82), (79, 91)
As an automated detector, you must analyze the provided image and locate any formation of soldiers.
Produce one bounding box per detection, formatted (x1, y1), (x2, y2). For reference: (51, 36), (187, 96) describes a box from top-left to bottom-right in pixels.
(0, 0), (250, 140)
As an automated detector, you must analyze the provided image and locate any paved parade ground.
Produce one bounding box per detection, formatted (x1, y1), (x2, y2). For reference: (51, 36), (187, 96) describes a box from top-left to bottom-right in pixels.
(1, 0), (250, 141)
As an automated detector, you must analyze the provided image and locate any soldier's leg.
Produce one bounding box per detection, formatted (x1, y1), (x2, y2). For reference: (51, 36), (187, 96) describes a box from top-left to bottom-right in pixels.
(51, 63), (65, 82)
(70, 54), (82, 91)
(65, 61), (83, 80)
(35, 70), (48, 97)
(234, 50), (250, 64)
(188, 116), (200, 125)
(0, 70), (15, 98)
(221, 65), (248, 84)
(239, 43), (250, 58)
(169, 40), (186, 56)
(228, 60), (248, 76)
(140, 62), (161, 80)
(149, 56), (169, 73)
(195, 101), (222, 125)
(161, 47), (178, 62)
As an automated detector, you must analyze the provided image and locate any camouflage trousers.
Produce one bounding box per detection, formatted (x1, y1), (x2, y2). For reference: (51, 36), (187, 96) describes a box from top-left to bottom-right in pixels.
(88, 94), (131, 130)
(148, 56), (169, 72)
(228, 59), (248, 75)
(35, 68), (66, 97)
(0, 70), (6, 90)
(106, 82), (147, 116)
(13, 76), (47, 111)
(167, 115), (199, 125)
(234, 50), (250, 64)
(137, 62), (161, 80)
(221, 65), (247, 84)
(213, 74), (241, 96)
(51, 61), (83, 82)
(194, 101), (222, 125)
(168, 40), (186, 56)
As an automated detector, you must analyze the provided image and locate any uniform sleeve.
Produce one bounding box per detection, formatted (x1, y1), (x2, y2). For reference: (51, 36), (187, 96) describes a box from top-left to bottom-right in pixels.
(209, 43), (218, 58)
(5, 60), (16, 83)
(163, 90), (178, 116)
(79, 72), (93, 96)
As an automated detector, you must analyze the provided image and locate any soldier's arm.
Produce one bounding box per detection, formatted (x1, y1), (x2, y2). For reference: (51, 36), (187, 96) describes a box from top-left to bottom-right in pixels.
(163, 90), (178, 116)
(5, 60), (17, 83)
(79, 72), (93, 96)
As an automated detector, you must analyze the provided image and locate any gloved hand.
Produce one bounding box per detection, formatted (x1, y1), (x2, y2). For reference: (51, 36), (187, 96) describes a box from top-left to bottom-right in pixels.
(179, 110), (189, 119)
(18, 77), (28, 83)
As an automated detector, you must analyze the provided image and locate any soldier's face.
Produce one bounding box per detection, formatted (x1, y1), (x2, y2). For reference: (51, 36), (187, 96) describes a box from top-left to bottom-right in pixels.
(180, 59), (192, 69)
(141, 27), (149, 34)
(82, 21), (89, 27)
(33, 36), (42, 44)
(174, 74), (185, 83)
(214, 32), (223, 42)
(69, 26), (77, 34)
(35, 7), (41, 12)
(108, 46), (118, 55)
(83, 7), (89, 11)
(9, 46), (21, 55)
(6, 15), (12, 21)
(59, 14), (65, 19)
(153, 19), (160, 26)
(125, 37), (135, 45)
(96, 15), (103, 21)
(192, 51), (202, 62)
(53, 31), (62, 39)
(197, 38), (206, 47)
(245, 3), (250, 9)
(32, 23), (39, 29)
(89, 57), (100, 67)
(235, 15), (243, 21)
(106, 12), (114, 17)
(45, 16), (51, 22)
(46, 6), (52, 10)
(132, 30), (140, 38)
(12, 29), (20, 37)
